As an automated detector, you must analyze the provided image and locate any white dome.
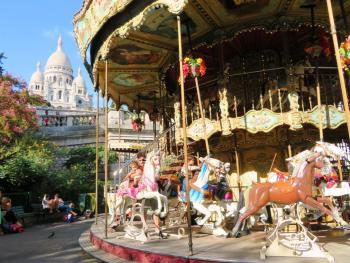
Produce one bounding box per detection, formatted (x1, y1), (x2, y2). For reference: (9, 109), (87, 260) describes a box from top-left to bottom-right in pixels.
(30, 62), (44, 83)
(45, 36), (72, 71)
(73, 67), (85, 87)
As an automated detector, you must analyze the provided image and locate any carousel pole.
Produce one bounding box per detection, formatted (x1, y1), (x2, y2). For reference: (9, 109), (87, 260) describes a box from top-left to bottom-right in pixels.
(194, 77), (210, 155)
(316, 75), (324, 141)
(104, 59), (109, 239)
(95, 88), (100, 225)
(118, 97), (121, 184)
(185, 19), (210, 155)
(177, 15), (193, 256)
(326, 0), (350, 141)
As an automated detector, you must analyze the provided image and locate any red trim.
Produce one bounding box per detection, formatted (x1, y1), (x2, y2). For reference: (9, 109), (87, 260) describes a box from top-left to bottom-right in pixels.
(89, 231), (223, 263)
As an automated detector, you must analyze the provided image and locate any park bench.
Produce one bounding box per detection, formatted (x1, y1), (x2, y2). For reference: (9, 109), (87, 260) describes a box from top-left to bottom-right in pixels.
(11, 206), (35, 225)
(31, 203), (65, 223)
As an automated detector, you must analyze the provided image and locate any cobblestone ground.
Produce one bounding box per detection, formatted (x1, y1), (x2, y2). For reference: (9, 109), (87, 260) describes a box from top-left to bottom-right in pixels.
(0, 219), (100, 263)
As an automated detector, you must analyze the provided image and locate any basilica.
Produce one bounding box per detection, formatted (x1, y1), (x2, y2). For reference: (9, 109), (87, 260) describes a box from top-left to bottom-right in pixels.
(29, 36), (92, 109)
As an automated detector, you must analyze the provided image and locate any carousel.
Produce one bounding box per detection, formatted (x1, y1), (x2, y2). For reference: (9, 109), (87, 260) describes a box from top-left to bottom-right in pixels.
(75, 1), (350, 262)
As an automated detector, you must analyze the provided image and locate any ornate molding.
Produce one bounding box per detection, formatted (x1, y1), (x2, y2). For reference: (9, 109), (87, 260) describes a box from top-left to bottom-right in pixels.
(187, 118), (220, 141)
(218, 88), (231, 136)
(231, 109), (283, 134)
(175, 104), (346, 143)
(304, 105), (345, 130)
(74, 0), (134, 62)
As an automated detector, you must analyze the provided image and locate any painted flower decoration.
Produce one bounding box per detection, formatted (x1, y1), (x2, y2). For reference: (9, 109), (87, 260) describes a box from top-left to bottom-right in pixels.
(181, 57), (206, 81)
(132, 117), (145, 132)
(339, 36), (350, 71)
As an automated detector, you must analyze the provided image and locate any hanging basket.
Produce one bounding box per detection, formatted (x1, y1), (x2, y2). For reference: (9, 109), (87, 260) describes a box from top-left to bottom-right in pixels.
(339, 36), (350, 71)
(132, 117), (145, 132)
(181, 57), (206, 82)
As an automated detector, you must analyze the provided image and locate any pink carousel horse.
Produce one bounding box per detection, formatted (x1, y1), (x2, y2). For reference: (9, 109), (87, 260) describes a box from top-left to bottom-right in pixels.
(109, 151), (168, 226)
(231, 142), (348, 237)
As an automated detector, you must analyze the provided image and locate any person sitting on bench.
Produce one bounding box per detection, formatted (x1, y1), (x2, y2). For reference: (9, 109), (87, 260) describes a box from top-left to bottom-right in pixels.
(1, 197), (24, 233)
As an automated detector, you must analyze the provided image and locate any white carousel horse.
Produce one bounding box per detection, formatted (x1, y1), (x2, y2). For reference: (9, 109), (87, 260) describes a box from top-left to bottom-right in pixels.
(178, 157), (237, 236)
(109, 151), (168, 227)
(178, 157), (222, 225)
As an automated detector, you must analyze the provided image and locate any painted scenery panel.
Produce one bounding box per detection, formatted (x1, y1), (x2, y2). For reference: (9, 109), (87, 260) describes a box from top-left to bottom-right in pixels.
(218, 0), (276, 17)
(114, 73), (158, 88)
(139, 9), (196, 39)
(110, 44), (161, 65)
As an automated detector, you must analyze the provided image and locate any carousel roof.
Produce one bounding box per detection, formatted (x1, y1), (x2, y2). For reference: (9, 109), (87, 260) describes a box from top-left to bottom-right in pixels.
(73, 0), (350, 111)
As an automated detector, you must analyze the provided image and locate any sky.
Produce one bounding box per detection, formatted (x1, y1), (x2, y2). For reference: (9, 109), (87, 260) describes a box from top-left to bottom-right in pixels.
(0, 0), (100, 105)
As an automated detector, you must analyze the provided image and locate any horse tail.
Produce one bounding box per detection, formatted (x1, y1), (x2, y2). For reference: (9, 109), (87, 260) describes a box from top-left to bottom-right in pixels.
(237, 191), (245, 213)
(232, 191), (245, 226)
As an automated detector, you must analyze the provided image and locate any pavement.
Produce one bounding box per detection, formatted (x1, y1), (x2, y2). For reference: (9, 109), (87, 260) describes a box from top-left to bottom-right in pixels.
(0, 218), (100, 263)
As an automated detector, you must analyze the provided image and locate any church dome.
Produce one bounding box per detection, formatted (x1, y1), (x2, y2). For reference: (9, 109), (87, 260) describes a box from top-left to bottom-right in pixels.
(45, 36), (72, 71)
(30, 62), (44, 83)
(73, 67), (85, 88)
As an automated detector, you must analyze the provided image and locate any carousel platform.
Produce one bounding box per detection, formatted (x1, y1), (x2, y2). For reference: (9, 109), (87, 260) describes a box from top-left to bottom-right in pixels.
(79, 217), (350, 263)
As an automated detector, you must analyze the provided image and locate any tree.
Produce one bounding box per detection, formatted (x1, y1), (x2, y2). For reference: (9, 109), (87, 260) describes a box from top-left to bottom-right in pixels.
(0, 135), (56, 193)
(0, 74), (46, 144)
(47, 146), (118, 202)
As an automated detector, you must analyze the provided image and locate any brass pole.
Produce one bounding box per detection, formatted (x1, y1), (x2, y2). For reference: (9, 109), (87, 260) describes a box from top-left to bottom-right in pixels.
(95, 89), (99, 225)
(326, 0), (350, 141)
(194, 77), (210, 155)
(118, 105), (121, 184)
(104, 59), (109, 239)
(288, 144), (292, 158)
(337, 160), (344, 181)
(269, 153), (278, 173)
(235, 149), (241, 191)
(316, 81), (324, 141)
(177, 15), (193, 256)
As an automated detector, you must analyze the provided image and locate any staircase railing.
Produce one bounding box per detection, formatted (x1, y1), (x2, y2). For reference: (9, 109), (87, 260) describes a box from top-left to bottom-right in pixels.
(115, 122), (177, 184)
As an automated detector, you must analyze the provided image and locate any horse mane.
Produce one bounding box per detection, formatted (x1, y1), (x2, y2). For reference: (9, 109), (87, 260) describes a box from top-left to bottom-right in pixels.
(143, 151), (155, 183)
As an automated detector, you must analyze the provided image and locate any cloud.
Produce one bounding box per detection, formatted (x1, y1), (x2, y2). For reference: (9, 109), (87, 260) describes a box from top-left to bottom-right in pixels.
(64, 30), (74, 39)
(42, 27), (73, 41)
(42, 26), (60, 40)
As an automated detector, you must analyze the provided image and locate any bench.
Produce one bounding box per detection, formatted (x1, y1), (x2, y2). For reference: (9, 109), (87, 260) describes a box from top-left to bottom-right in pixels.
(31, 204), (64, 223)
(11, 206), (35, 225)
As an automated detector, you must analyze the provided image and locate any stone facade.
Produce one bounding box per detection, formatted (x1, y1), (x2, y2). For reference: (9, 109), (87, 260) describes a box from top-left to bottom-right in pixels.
(29, 36), (92, 110)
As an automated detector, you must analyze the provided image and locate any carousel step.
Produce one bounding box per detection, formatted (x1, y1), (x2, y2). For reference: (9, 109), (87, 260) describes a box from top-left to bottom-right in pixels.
(79, 230), (133, 263)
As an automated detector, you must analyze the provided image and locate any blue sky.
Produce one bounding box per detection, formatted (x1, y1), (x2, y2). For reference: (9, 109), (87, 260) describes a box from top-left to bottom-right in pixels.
(0, 1), (99, 105)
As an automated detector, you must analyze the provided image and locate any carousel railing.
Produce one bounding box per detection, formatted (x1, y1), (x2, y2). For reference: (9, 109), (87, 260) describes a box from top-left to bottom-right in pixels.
(173, 70), (348, 145)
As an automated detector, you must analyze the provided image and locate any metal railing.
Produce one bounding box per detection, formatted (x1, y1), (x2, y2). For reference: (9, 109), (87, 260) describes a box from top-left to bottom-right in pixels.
(114, 122), (176, 184)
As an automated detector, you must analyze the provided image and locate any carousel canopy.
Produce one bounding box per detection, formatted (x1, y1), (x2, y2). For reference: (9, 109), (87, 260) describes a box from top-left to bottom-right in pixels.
(73, 0), (350, 112)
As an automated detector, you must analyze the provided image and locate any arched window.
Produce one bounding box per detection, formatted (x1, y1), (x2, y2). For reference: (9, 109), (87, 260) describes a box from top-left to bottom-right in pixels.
(78, 89), (82, 94)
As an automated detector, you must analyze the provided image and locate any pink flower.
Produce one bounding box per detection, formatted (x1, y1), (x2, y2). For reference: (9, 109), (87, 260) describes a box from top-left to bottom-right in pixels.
(183, 62), (189, 80)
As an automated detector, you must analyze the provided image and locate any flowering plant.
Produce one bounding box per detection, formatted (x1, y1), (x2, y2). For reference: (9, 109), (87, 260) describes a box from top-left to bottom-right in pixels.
(182, 57), (206, 81)
(132, 117), (145, 132)
(339, 36), (350, 71)
(0, 73), (46, 144)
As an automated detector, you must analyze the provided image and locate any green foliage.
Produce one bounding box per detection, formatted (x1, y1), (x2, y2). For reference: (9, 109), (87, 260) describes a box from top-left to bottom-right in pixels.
(48, 146), (117, 202)
(0, 135), (56, 191)
(0, 139), (118, 203)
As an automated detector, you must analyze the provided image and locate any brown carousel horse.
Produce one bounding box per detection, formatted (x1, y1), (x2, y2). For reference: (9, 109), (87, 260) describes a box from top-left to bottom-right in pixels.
(231, 142), (348, 237)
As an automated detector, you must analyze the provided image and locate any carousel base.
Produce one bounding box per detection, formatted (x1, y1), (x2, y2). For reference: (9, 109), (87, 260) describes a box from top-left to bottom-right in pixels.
(81, 217), (350, 263)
